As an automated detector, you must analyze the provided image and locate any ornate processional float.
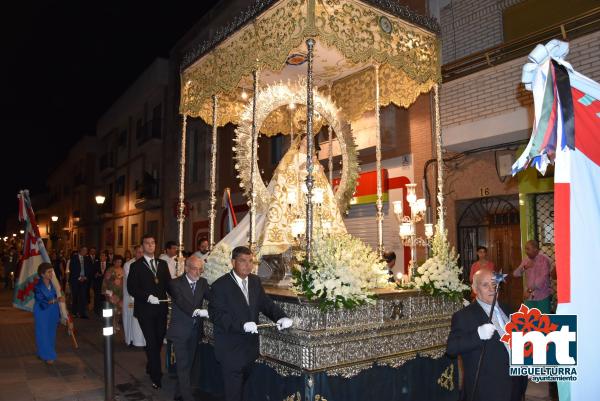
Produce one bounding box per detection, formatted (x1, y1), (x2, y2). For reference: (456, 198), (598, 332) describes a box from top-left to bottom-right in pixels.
(177, 1), (465, 400)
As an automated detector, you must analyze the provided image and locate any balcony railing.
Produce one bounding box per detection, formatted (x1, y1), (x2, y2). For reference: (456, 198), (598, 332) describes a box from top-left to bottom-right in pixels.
(136, 119), (162, 146)
(99, 153), (115, 172)
(442, 7), (600, 82)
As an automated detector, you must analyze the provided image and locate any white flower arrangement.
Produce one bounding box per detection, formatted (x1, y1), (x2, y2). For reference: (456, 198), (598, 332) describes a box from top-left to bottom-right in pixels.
(202, 242), (233, 285)
(292, 233), (390, 310)
(406, 221), (469, 300)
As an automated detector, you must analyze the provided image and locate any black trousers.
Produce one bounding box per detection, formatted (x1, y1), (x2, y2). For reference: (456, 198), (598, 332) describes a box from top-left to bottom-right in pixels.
(172, 329), (200, 401)
(138, 312), (167, 385)
(222, 363), (253, 401)
(71, 280), (89, 317)
(92, 281), (103, 315)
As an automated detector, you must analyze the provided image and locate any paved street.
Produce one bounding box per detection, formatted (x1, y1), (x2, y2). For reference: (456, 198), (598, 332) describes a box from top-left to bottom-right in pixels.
(0, 287), (221, 401)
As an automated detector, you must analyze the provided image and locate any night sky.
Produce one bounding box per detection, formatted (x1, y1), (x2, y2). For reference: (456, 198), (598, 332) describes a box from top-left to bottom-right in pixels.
(0, 0), (220, 232)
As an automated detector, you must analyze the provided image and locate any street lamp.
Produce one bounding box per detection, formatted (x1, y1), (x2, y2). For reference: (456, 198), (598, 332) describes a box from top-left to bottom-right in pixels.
(95, 195), (106, 205)
(51, 215), (59, 222)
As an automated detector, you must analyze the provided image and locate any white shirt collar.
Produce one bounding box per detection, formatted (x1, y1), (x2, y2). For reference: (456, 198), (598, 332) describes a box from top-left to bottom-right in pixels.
(143, 255), (154, 265)
(476, 299), (507, 321)
(185, 274), (197, 285)
(231, 270), (248, 287)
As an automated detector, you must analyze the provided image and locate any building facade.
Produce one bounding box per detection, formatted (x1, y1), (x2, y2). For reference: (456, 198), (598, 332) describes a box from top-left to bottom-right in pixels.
(94, 58), (169, 255)
(436, 0), (600, 305)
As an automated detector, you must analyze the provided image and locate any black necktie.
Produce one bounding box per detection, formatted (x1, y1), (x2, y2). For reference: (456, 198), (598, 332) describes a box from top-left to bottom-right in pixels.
(149, 259), (157, 275)
(190, 281), (196, 295)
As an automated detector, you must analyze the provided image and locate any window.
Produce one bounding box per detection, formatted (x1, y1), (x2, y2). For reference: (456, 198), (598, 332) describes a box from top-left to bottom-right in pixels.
(116, 176), (125, 196)
(118, 130), (127, 147)
(136, 118), (143, 141)
(130, 224), (139, 246)
(117, 226), (124, 247)
(146, 220), (158, 242)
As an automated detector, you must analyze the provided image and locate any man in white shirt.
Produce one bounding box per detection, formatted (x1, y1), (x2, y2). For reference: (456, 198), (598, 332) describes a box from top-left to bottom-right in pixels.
(159, 241), (179, 279)
(192, 237), (210, 261)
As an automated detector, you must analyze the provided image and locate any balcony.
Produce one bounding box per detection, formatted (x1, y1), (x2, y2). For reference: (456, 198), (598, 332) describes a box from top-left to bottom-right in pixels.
(99, 153), (115, 174)
(136, 119), (162, 146)
(134, 174), (161, 210)
(442, 7), (600, 82)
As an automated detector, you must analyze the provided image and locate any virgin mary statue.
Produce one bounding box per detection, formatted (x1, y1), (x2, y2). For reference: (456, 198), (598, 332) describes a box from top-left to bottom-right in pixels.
(214, 129), (347, 258)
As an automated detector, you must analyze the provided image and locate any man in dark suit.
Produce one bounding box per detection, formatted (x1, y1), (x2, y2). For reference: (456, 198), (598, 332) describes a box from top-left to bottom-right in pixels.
(167, 255), (210, 401)
(92, 252), (109, 316)
(209, 246), (293, 401)
(127, 234), (172, 389)
(69, 246), (93, 318)
(447, 269), (528, 401)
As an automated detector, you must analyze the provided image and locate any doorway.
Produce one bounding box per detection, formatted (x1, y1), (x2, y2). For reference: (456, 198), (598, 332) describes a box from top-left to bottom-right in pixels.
(457, 195), (522, 309)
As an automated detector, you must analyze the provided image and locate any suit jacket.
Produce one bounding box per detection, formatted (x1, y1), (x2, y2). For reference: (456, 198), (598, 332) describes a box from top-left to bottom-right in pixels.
(447, 301), (515, 401)
(69, 254), (93, 285)
(209, 271), (286, 370)
(92, 260), (109, 290)
(166, 275), (210, 342)
(126, 257), (171, 319)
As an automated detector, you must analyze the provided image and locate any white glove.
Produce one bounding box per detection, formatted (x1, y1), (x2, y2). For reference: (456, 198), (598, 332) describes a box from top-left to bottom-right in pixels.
(477, 323), (496, 340)
(147, 295), (160, 305)
(243, 322), (258, 334)
(276, 317), (293, 331)
(192, 309), (209, 318)
(105, 290), (113, 297)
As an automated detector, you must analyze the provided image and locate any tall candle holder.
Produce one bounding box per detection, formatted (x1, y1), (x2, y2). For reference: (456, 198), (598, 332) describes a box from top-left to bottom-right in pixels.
(392, 184), (434, 280)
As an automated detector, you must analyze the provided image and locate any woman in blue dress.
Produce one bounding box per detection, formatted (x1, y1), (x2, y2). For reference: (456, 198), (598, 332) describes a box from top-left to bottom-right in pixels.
(34, 262), (63, 364)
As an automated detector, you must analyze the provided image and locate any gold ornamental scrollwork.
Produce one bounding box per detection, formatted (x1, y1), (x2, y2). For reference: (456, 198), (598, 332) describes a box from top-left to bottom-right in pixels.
(234, 81), (358, 215)
(437, 363), (455, 391)
(180, 0), (440, 114)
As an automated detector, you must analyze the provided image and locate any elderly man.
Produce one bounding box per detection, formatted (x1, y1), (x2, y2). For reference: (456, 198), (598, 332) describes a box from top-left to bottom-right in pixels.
(209, 246), (293, 401)
(167, 255), (210, 401)
(447, 269), (527, 401)
(513, 239), (553, 313)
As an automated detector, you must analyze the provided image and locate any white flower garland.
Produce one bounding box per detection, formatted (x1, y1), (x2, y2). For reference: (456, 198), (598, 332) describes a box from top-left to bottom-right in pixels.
(202, 242), (233, 285)
(293, 233), (390, 309)
(408, 221), (469, 300)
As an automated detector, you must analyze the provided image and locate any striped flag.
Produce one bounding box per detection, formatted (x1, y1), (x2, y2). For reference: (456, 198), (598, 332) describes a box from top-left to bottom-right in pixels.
(222, 188), (238, 234)
(14, 190), (73, 330)
(514, 40), (600, 401)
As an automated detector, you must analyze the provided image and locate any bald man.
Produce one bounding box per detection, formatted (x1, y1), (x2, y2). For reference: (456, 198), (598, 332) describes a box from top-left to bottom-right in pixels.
(447, 269), (527, 401)
(166, 255), (210, 401)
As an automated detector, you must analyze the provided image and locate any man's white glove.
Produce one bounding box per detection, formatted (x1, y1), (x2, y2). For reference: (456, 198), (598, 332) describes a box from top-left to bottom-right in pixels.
(105, 290), (113, 297)
(147, 295), (160, 305)
(276, 317), (293, 331)
(192, 309), (209, 318)
(243, 322), (258, 334)
(477, 323), (496, 340)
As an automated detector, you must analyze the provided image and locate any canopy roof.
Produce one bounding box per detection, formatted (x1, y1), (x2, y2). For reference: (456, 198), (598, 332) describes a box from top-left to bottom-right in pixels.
(180, 0), (441, 134)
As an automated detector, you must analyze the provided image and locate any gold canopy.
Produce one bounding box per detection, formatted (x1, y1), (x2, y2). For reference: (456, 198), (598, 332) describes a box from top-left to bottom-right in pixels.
(180, 0), (441, 132)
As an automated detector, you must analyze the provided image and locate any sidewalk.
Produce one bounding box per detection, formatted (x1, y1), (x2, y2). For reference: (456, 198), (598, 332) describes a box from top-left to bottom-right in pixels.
(0, 287), (220, 401)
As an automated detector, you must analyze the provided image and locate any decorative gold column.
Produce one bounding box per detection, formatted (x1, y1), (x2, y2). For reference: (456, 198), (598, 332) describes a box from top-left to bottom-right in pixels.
(208, 94), (218, 250)
(305, 38), (315, 263)
(433, 83), (444, 232)
(248, 69), (260, 251)
(176, 114), (188, 276)
(374, 64), (384, 258)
